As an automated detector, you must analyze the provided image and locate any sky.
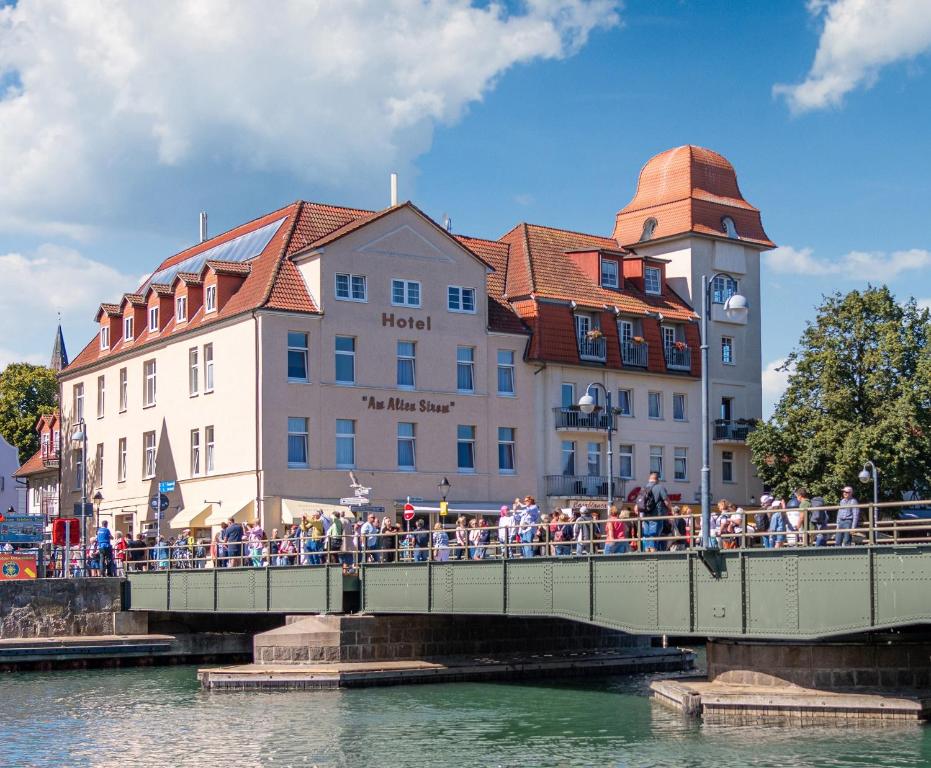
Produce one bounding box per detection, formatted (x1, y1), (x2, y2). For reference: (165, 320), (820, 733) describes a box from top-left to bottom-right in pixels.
(1, 0), (930, 416)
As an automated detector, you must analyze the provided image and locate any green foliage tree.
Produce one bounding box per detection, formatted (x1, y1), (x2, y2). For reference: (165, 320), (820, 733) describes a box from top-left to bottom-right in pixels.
(748, 286), (931, 504)
(0, 363), (59, 464)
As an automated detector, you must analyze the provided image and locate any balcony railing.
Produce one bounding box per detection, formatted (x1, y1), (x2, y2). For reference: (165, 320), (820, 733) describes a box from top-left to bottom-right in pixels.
(577, 333), (607, 362)
(621, 340), (648, 367)
(553, 407), (615, 431)
(545, 475), (625, 498)
(41, 449), (59, 468)
(664, 344), (691, 371)
(714, 419), (757, 442)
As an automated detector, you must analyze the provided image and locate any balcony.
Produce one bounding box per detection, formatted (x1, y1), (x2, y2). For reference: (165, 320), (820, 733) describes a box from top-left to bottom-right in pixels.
(553, 407), (615, 431)
(714, 419), (757, 442)
(41, 449), (59, 469)
(621, 340), (648, 367)
(577, 332), (606, 362)
(545, 475), (625, 499)
(664, 344), (691, 371)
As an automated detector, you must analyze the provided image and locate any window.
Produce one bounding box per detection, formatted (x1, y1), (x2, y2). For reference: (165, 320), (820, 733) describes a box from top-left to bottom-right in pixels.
(335, 336), (355, 384)
(617, 389), (632, 417)
(497, 350), (515, 395)
(561, 441), (576, 475)
(601, 258), (619, 289)
(176, 296), (187, 322)
(722, 336), (735, 365)
(336, 419), (355, 468)
(640, 218), (657, 242)
(288, 332), (309, 383)
(73, 384), (84, 422)
(100, 326), (109, 350)
(662, 325), (677, 349)
(561, 383), (576, 409)
(456, 346), (474, 392)
(721, 397), (734, 422)
(457, 425), (476, 471)
(712, 275), (738, 304)
(287, 418), (308, 469)
(396, 341), (416, 389)
(674, 447), (688, 481)
(447, 286), (476, 313)
(397, 422), (416, 471)
(96, 376), (105, 419)
(143, 431), (156, 479)
(335, 273), (367, 302)
(205, 284), (217, 313)
(650, 446), (664, 479)
(619, 444), (634, 480)
(143, 360), (156, 406)
(673, 393), (686, 421)
(75, 450), (83, 488)
(648, 391), (662, 419)
(148, 306), (159, 333)
(204, 343), (214, 392)
(204, 426), (215, 473)
(498, 427), (516, 473)
(722, 216), (738, 239)
(95, 443), (104, 487)
(391, 279), (421, 307)
(619, 320), (633, 344)
(118, 438), (127, 482)
(644, 266), (662, 295)
(574, 313), (592, 338)
(124, 316), (134, 341)
(587, 442), (602, 476)
(189, 348), (199, 396)
(190, 429), (201, 476)
(722, 450), (734, 483)
(119, 368), (128, 412)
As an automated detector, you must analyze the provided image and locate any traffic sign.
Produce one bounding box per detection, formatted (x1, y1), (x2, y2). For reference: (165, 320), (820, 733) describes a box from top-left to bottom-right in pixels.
(403, 503), (415, 521)
(439, 501), (449, 517)
(339, 497), (368, 506)
(159, 480), (176, 493)
(150, 494), (169, 512)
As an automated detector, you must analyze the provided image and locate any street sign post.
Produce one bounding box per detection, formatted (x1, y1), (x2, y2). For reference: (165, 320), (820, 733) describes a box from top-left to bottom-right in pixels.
(403, 503), (415, 522)
(339, 497), (368, 506)
(150, 494), (169, 539)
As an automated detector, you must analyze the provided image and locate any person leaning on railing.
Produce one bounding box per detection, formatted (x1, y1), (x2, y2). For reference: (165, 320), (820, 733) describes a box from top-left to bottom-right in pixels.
(836, 486), (861, 546)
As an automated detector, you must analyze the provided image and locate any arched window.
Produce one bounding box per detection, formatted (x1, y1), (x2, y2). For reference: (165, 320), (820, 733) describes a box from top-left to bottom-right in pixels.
(722, 216), (738, 239)
(640, 218), (657, 242)
(711, 275), (738, 304)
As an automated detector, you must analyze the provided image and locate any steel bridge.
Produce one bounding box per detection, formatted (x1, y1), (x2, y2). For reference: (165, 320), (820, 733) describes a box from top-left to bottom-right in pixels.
(125, 545), (931, 640)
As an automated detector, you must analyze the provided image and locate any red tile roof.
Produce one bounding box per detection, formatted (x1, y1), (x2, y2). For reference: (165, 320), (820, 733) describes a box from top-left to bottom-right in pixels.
(14, 448), (48, 478)
(206, 260), (252, 276)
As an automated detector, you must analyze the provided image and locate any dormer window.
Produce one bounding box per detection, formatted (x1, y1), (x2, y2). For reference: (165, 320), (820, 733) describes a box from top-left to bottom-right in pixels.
(601, 258), (619, 289)
(640, 218), (657, 242)
(722, 216), (738, 239)
(644, 266), (662, 295)
(176, 296), (187, 322)
(711, 275), (738, 304)
(148, 306), (159, 333)
(100, 326), (110, 350)
(124, 317), (134, 341)
(205, 285), (217, 313)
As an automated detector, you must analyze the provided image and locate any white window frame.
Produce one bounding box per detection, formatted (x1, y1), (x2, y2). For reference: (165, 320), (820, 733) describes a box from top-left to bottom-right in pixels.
(287, 418), (309, 469)
(496, 350), (515, 396)
(143, 360), (156, 407)
(335, 273), (367, 302)
(396, 341), (416, 389)
(391, 279), (421, 308)
(176, 295), (187, 322)
(205, 284), (217, 313)
(100, 325), (110, 350)
(335, 419), (356, 469)
(662, 325), (677, 349)
(586, 441), (602, 477)
(649, 445), (664, 480)
(644, 266), (662, 295)
(397, 422), (416, 471)
(74, 384), (84, 422)
(674, 447), (688, 481)
(190, 429), (201, 476)
(96, 375), (105, 419)
(601, 258), (619, 289)
(335, 336), (356, 385)
(205, 426), (215, 474)
(189, 347), (199, 396)
(287, 332), (309, 384)
(117, 437), (127, 483)
(148, 306), (159, 333)
(447, 285), (476, 313)
(619, 320), (633, 344)
(119, 368), (128, 413)
(497, 427), (516, 474)
(561, 440), (576, 475)
(143, 431), (156, 479)
(648, 391), (662, 420)
(617, 389), (633, 417)
(673, 393), (687, 422)
(712, 275), (739, 305)
(722, 336), (735, 365)
(203, 343), (214, 392)
(457, 424), (476, 472)
(124, 317), (134, 342)
(95, 443), (104, 488)
(618, 444), (634, 480)
(456, 346), (475, 393)
(722, 450), (735, 483)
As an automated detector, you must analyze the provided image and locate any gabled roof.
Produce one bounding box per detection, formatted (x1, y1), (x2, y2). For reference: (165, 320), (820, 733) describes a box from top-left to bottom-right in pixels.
(14, 448), (49, 478)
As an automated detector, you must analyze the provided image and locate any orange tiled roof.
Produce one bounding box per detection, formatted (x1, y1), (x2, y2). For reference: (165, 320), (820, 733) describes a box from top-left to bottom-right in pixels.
(14, 448), (48, 477)
(455, 235), (527, 336)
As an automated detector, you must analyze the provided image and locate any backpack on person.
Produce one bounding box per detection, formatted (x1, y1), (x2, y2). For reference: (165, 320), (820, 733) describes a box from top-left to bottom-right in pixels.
(809, 496), (827, 526)
(636, 485), (658, 517)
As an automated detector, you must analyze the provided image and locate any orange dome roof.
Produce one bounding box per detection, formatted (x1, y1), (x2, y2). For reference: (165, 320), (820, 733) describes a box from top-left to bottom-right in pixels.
(613, 145), (774, 248)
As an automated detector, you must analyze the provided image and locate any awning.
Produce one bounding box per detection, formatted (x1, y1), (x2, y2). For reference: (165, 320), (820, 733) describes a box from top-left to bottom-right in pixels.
(205, 498), (255, 526)
(169, 503), (213, 530)
(281, 499), (358, 525)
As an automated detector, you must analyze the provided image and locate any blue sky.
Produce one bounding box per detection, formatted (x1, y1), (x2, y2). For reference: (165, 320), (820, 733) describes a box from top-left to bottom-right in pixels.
(1, 0), (930, 415)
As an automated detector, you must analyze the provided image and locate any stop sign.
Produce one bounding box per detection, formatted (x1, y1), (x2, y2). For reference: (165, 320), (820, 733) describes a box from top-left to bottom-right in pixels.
(403, 503), (415, 521)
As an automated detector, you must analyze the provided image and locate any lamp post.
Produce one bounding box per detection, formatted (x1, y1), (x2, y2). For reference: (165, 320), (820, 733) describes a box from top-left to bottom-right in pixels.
(578, 383), (616, 510)
(699, 275), (749, 548)
(70, 419), (87, 575)
(858, 460), (879, 542)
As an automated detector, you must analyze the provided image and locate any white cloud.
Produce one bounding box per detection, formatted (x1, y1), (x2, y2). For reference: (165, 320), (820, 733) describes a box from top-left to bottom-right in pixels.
(0, 0), (619, 234)
(761, 357), (794, 418)
(0, 348), (44, 372)
(765, 245), (931, 280)
(774, 0), (931, 112)
(918, 298), (931, 311)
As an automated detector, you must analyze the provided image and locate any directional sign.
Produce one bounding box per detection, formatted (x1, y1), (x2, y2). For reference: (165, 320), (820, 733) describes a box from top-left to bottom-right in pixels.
(403, 503), (415, 522)
(339, 497), (368, 506)
(150, 494), (170, 512)
(353, 486), (371, 497)
(159, 480), (176, 494)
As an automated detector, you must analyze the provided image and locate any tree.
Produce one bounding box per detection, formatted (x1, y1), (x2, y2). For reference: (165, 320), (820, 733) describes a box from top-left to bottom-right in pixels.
(748, 286), (931, 504)
(0, 363), (59, 464)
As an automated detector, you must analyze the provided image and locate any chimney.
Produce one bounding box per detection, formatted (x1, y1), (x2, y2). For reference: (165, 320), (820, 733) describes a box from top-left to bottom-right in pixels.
(390, 173), (398, 207)
(199, 211), (208, 243)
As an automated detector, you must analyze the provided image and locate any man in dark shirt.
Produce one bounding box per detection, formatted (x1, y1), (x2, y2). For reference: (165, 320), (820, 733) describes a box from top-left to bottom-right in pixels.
(642, 471), (669, 552)
(224, 517), (244, 567)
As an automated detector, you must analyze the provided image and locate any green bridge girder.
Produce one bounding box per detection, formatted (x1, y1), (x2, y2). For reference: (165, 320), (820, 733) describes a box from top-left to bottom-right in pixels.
(125, 546), (931, 640)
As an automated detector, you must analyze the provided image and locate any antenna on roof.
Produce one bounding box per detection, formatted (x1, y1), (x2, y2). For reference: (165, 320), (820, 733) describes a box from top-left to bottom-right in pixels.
(390, 173), (398, 207)
(199, 211), (208, 243)
(442, 213), (452, 233)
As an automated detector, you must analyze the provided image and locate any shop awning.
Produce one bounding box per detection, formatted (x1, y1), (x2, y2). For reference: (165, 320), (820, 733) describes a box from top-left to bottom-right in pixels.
(169, 503), (213, 530)
(281, 499), (358, 525)
(205, 498), (255, 526)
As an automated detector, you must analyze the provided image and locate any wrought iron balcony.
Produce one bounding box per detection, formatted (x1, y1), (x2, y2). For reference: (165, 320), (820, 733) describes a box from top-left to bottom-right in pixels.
(714, 419), (757, 442)
(621, 340), (648, 367)
(664, 344), (691, 371)
(41, 449), (59, 468)
(553, 407), (615, 431)
(577, 332), (607, 362)
(545, 475), (625, 498)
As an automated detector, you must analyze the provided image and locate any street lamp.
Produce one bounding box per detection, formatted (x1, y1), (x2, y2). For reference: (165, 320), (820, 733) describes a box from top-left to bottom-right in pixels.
(70, 419), (87, 574)
(578, 383), (616, 509)
(700, 275), (749, 549)
(93, 490), (103, 527)
(858, 460), (879, 540)
(437, 477), (450, 501)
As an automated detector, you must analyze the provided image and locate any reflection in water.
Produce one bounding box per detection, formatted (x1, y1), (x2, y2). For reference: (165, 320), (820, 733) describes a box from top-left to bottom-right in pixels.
(0, 667), (928, 767)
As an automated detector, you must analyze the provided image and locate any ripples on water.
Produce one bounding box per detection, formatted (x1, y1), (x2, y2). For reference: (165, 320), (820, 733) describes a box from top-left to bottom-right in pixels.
(1, 666), (929, 768)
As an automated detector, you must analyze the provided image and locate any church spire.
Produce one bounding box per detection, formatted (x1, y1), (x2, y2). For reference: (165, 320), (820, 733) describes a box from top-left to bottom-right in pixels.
(50, 317), (68, 372)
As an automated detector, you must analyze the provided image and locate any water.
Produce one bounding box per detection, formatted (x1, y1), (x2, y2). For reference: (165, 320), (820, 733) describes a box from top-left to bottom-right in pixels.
(2, 665), (930, 768)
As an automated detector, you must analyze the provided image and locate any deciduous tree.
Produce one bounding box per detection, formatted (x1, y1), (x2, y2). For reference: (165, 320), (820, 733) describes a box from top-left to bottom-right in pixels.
(0, 363), (59, 464)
